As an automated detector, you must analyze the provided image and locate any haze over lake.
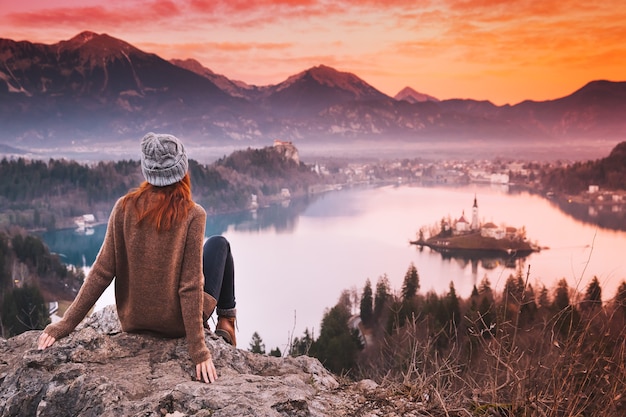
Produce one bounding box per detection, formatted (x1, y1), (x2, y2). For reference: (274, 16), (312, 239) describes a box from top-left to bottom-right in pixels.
(42, 183), (626, 352)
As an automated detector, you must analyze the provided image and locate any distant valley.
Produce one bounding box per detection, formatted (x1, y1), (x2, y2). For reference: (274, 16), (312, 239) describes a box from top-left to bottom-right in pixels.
(1, 31), (625, 162)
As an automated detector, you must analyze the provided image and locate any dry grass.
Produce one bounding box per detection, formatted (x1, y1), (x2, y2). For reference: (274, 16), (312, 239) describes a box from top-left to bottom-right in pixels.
(353, 295), (626, 416)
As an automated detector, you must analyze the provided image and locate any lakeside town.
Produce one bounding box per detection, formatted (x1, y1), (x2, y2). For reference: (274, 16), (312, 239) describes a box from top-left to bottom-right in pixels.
(64, 153), (626, 236)
(64, 155), (626, 236)
(328, 155), (626, 215)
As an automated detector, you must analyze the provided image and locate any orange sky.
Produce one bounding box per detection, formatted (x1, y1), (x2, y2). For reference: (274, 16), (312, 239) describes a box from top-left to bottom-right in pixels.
(2, 0), (625, 105)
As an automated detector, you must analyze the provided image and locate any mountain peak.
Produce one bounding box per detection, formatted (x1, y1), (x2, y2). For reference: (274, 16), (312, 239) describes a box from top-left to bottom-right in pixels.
(306, 65), (369, 93)
(570, 79), (626, 98)
(278, 64), (387, 100)
(394, 86), (439, 103)
(68, 30), (99, 45)
(306, 64), (342, 78)
(57, 31), (139, 59)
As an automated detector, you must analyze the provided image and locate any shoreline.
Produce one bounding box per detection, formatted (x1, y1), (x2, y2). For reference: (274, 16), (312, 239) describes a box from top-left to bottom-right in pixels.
(410, 232), (541, 258)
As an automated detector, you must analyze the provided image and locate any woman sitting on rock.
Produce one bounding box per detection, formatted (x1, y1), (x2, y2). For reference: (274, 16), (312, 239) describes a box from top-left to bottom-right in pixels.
(38, 132), (237, 384)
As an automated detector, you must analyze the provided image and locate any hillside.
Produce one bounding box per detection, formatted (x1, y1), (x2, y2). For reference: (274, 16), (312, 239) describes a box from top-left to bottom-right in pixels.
(540, 140), (626, 194)
(0, 143), (325, 231)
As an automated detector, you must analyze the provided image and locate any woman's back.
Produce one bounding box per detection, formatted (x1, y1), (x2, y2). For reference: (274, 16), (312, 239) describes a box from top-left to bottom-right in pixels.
(112, 195), (207, 338)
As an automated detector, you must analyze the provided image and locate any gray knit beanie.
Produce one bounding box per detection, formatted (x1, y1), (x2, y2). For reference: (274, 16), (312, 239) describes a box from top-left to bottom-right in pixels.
(140, 132), (188, 186)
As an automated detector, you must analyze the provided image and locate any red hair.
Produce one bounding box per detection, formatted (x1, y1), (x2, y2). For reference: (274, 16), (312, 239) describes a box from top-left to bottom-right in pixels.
(121, 172), (193, 231)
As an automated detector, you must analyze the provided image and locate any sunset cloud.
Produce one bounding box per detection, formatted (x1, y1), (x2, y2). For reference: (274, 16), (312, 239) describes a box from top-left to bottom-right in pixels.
(7, 6), (130, 28)
(139, 41), (292, 58)
(2, 0), (625, 104)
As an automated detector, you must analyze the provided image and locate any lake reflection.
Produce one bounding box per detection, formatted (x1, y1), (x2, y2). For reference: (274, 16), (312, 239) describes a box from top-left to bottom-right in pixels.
(41, 184), (626, 353)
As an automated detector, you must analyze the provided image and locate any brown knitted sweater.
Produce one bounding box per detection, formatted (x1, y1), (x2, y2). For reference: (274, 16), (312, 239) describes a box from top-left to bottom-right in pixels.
(44, 196), (210, 364)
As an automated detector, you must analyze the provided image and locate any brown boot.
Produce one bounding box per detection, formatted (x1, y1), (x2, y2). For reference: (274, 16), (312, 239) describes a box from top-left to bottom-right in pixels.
(203, 293), (217, 330)
(215, 309), (237, 347)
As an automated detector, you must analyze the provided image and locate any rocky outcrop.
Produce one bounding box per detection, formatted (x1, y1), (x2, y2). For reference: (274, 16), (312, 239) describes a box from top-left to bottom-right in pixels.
(0, 306), (393, 417)
(272, 140), (300, 165)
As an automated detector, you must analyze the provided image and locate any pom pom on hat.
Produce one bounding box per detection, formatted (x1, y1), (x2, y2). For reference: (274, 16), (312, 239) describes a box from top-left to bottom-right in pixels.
(140, 132), (188, 186)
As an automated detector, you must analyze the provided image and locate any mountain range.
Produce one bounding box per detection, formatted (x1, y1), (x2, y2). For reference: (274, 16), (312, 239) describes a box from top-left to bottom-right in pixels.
(1, 31), (626, 157)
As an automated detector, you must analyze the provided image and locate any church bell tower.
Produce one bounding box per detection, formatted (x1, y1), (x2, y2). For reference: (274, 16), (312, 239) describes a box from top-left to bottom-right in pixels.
(471, 195), (479, 230)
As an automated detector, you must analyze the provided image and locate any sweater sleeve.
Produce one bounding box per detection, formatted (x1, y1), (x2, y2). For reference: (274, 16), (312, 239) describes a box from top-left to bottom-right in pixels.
(178, 205), (211, 364)
(43, 200), (120, 340)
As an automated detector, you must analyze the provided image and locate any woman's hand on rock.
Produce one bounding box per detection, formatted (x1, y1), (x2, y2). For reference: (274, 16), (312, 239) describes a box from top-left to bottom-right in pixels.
(196, 357), (218, 383)
(38, 332), (56, 350)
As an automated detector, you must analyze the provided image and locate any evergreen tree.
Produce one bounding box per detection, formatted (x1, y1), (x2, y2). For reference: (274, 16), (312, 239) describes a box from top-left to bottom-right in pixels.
(537, 284), (550, 309)
(359, 279), (373, 326)
(269, 347), (282, 357)
(503, 273), (525, 304)
(474, 277), (497, 337)
(422, 289), (454, 349)
(385, 299), (403, 335)
(248, 331), (266, 354)
(467, 286), (480, 334)
(337, 290), (353, 313)
(290, 328), (314, 357)
(310, 302), (361, 374)
(471, 285), (479, 299)
(520, 283), (537, 326)
(439, 217), (452, 236)
(553, 278), (570, 311)
(467, 283), (495, 339)
(423, 290), (442, 322)
(445, 281), (461, 330)
(582, 276), (602, 311)
(374, 274), (390, 320)
(396, 264), (422, 330)
(401, 262), (420, 302)
(478, 296), (496, 338)
(478, 275), (493, 296)
(552, 278), (579, 336)
(501, 273), (524, 324)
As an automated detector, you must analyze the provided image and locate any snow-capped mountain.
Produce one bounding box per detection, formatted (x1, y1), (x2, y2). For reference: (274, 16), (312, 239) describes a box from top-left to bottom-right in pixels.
(1, 31), (626, 152)
(394, 87), (439, 103)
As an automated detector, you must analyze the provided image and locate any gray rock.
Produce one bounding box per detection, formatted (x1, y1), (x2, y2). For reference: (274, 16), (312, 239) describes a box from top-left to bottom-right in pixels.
(0, 306), (391, 417)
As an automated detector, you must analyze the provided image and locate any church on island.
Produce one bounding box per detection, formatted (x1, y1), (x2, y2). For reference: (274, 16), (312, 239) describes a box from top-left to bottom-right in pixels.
(441, 196), (525, 241)
(413, 196), (538, 255)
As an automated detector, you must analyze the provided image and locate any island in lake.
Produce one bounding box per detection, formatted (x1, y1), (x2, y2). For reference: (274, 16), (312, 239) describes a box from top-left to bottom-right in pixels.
(411, 196), (542, 258)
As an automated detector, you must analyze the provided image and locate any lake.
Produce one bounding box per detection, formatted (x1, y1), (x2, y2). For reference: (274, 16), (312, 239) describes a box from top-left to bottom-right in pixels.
(41, 184), (626, 353)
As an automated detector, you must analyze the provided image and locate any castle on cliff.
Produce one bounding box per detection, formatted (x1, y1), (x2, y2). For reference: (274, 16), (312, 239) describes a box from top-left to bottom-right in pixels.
(273, 140), (300, 164)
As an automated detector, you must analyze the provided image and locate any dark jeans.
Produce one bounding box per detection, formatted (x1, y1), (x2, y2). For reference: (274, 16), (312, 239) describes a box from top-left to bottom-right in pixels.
(202, 235), (236, 311)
